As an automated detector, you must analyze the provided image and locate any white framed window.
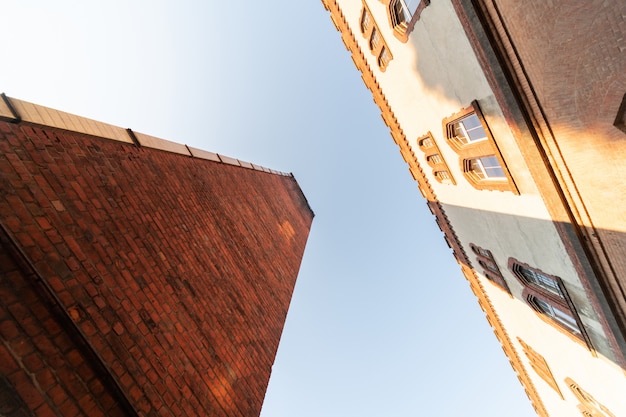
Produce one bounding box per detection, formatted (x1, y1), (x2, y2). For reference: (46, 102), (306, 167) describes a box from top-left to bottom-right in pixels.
(390, 0), (422, 26)
(468, 156), (506, 179)
(452, 114), (488, 144)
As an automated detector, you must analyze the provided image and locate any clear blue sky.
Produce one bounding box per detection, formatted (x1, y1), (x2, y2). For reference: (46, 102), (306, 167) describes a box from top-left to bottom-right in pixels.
(1, 1), (535, 416)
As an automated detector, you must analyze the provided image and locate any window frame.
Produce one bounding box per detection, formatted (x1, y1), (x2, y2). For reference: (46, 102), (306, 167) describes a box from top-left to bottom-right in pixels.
(510, 258), (594, 349)
(465, 155), (507, 180)
(517, 338), (564, 399)
(469, 243), (511, 294)
(384, 0), (431, 43)
(360, 2), (394, 72)
(443, 101), (518, 193)
(416, 132), (456, 185)
(565, 377), (616, 417)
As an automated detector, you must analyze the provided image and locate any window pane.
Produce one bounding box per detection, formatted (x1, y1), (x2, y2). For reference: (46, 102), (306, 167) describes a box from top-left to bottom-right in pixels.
(479, 156), (505, 178)
(427, 154), (442, 164)
(370, 29), (381, 50)
(533, 297), (580, 334)
(361, 10), (371, 33)
(453, 114), (487, 143)
(378, 47), (391, 68)
(519, 266), (563, 297)
(420, 137), (433, 148)
(404, 0), (421, 15)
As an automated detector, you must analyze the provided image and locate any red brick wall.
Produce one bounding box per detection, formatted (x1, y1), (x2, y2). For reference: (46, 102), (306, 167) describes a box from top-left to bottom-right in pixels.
(488, 0), (626, 275)
(0, 120), (313, 416)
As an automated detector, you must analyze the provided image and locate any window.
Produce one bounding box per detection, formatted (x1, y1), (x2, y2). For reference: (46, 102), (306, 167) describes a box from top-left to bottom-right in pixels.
(479, 259), (499, 273)
(565, 378), (616, 417)
(434, 171), (451, 182)
(386, 0), (430, 42)
(516, 264), (563, 297)
(416, 132), (455, 185)
(510, 258), (590, 345)
(360, 9), (372, 34)
(517, 338), (564, 399)
(443, 101), (518, 193)
(510, 260), (564, 299)
(360, 2), (394, 71)
(470, 244), (510, 294)
(529, 296), (581, 336)
(426, 154), (442, 165)
(378, 47), (392, 69)
(370, 28), (381, 50)
(466, 156), (506, 180)
(419, 136), (433, 148)
(390, 0), (414, 26)
(451, 113), (487, 144)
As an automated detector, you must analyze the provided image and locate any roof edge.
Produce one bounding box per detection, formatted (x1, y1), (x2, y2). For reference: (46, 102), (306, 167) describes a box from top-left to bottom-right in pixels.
(0, 93), (291, 177)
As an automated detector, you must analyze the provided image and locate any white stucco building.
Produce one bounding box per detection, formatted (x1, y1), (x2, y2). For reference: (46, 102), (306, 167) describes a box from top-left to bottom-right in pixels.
(321, 0), (626, 415)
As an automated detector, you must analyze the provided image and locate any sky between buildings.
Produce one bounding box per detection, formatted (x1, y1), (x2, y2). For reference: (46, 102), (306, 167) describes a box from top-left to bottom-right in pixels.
(1, 1), (536, 416)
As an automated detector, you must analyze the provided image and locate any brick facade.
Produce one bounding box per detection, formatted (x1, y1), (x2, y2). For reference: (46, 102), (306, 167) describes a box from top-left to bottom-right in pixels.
(0, 119), (313, 416)
(488, 0), (626, 327)
(451, 0), (626, 356)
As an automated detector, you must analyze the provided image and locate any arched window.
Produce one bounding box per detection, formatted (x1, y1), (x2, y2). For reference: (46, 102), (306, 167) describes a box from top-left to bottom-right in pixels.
(470, 243), (510, 294)
(510, 258), (590, 345)
(516, 264), (564, 297)
(528, 295), (581, 336)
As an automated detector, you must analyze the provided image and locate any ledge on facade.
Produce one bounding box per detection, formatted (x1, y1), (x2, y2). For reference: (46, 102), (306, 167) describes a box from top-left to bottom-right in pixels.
(0, 93), (291, 177)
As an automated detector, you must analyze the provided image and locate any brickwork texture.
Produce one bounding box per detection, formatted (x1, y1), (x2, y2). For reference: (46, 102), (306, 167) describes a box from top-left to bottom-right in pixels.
(491, 0), (626, 289)
(0, 119), (313, 416)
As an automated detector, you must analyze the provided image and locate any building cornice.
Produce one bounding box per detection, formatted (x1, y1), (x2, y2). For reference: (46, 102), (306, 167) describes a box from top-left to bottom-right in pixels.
(320, 1), (548, 414)
(0, 93), (291, 178)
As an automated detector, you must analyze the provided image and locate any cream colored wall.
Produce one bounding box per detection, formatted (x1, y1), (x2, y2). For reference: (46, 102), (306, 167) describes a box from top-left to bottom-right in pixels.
(486, 280), (626, 417)
(336, 0), (626, 416)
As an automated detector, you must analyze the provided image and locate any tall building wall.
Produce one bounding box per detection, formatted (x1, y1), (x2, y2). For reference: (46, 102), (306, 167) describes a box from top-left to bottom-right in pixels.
(320, 0), (626, 415)
(0, 99), (314, 416)
(454, 0), (626, 341)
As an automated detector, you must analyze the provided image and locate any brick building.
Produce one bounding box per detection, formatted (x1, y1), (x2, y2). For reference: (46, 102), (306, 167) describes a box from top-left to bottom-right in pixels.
(0, 95), (314, 416)
(320, 0), (625, 415)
